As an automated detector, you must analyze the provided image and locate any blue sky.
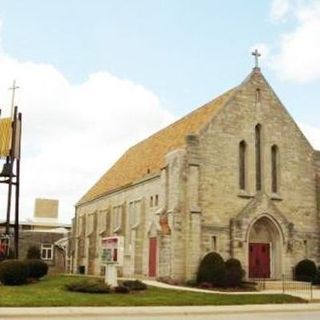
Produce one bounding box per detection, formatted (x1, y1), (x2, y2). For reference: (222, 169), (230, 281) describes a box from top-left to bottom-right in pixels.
(0, 0), (319, 222)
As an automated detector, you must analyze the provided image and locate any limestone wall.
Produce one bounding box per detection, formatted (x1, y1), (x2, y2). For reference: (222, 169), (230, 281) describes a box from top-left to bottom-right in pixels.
(196, 70), (319, 278)
(73, 174), (162, 277)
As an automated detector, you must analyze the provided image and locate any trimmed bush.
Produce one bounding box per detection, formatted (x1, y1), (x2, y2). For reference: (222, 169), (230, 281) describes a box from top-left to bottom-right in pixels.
(0, 260), (29, 285)
(185, 279), (197, 287)
(65, 279), (111, 293)
(113, 285), (130, 293)
(122, 279), (147, 291)
(26, 246), (41, 260)
(295, 259), (317, 282)
(225, 258), (245, 287)
(196, 252), (226, 287)
(314, 267), (320, 285)
(25, 259), (48, 279)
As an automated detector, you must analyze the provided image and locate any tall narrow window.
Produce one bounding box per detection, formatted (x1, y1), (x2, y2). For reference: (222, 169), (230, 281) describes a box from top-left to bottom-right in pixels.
(239, 140), (247, 190)
(271, 145), (278, 193)
(255, 124), (262, 191)
(256, 88), (261, 104)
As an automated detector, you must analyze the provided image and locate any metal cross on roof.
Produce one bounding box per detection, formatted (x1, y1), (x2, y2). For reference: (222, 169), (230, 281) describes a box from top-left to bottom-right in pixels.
(9, 80), (20, 118)
(251, 49), (261, 68)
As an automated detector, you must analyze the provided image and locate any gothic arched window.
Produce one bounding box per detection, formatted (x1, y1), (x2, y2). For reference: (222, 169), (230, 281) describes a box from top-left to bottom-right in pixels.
(271, 145), (279, 193)
(239, 140), (247, 190)
(255, 124), (262, 191)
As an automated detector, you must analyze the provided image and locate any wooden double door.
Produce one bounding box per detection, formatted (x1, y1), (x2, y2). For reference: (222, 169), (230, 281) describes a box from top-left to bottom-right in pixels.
(249, 243), (270, 278)
(148, 238), (157, 277)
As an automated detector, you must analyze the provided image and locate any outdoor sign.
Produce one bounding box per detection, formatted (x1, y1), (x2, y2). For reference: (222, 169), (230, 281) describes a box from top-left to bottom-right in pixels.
(101, 236), (124, 266)
(0, 235), (10, 259)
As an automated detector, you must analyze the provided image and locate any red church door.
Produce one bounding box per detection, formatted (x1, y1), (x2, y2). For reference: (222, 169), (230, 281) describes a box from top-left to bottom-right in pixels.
(148, 238), (157, 277)
(249, 243), (270, 278)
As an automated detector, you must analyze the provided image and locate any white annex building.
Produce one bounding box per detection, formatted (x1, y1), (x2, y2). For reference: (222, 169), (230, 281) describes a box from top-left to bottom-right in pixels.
(72, 59), (320, 281)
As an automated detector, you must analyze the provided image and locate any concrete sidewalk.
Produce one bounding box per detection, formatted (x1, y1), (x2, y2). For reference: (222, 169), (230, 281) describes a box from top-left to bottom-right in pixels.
(143, 279), (320, 301)
(0, 304), (320, 319)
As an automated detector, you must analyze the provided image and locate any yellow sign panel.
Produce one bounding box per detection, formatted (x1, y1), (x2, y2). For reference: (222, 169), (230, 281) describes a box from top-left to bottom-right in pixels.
(0, 118), (12, 158)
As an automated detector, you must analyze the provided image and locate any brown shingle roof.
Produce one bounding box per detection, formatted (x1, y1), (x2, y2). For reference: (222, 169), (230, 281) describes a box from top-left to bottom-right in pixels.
(77, 87), (236, 205)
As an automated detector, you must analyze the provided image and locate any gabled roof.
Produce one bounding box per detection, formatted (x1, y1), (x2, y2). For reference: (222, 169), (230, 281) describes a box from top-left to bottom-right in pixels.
(77, 87), (237, 205)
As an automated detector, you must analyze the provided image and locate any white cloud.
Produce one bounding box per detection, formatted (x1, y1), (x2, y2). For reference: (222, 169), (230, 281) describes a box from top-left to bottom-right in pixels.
(298, 123), (320, 150)
(270, 0), (320, 82)
(270, 0), (291, 22)
(0, 45), (174, 224)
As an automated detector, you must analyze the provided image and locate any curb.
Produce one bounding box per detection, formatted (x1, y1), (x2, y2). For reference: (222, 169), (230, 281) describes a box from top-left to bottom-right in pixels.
(1, 304), (320, 318)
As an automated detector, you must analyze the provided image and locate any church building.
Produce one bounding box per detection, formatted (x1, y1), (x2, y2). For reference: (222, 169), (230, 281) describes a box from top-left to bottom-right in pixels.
(72, 55), (320, 281)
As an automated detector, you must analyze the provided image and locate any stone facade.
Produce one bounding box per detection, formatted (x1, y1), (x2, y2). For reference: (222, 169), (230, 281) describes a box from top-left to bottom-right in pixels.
(72, 68), (320, 281)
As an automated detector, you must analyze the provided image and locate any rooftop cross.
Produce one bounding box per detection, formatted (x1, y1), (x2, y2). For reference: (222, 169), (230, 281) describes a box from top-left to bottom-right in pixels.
(9, 80), (20, 118)
(251, 49), (261, 68)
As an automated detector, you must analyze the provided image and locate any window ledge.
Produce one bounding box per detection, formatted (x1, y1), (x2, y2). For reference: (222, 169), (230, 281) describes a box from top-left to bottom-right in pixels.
(113, 226), (121, 233)
(271, 193), (283, 201)
(237, 190), (254, 198)
(130, 222), (140, 230)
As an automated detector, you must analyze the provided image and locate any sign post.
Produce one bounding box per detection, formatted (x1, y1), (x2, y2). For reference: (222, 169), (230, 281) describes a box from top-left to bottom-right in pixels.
(100, 236), (124, 286)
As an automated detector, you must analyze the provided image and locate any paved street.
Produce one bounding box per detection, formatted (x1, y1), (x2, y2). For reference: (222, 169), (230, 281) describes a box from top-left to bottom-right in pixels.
(1, 310), (320, 320)
(1, 305), (320, 320)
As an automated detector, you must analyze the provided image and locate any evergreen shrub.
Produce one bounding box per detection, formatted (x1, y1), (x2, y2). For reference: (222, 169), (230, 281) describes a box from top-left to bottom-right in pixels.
(25, 259), (48, 279)
(225, 258), (245, 287)
(122, 279), (147, 291)
(0, 260), (29, 285)
(65, 279), (111, 293)
(196, 252), (226, 287)
(295, 259), (317, 282)
(113, 285), (130, 293)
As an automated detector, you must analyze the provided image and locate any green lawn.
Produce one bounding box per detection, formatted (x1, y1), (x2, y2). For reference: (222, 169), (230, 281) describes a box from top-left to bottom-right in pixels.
(0, 275), (305, 307)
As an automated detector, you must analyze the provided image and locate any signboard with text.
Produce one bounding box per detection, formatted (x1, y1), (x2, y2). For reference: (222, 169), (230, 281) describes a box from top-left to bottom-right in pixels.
(101, 236), (124, 266)
(0, 236), (10, 260)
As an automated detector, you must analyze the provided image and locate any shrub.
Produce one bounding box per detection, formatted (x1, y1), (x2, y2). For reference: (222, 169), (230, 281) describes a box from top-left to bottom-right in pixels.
(185, 278), (197, 287)
(113, 285), (130, 293)
(65, 279), (111, 293)
(0, 260), (29, 285)
(25, 259), (48, 279)
(313, 267), (320, 285)
(196, 252), (226, 287)
(122, 279), (147, 291)
(26, 246), (41, 260)
(294, 259), (317, 282)
(225, 258), (245, 287)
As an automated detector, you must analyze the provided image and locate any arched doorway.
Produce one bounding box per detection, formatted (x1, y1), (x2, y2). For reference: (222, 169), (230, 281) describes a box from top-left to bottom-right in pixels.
(248, 216), (283, 279)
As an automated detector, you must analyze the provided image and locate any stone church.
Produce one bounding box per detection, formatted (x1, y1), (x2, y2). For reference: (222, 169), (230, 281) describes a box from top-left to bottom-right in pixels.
(72, 59), (320, 281)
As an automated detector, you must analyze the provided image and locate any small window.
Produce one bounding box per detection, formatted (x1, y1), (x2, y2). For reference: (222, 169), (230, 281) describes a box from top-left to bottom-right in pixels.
(41, 244), (53, 260)
(155, 195), (159, 206)
(150, 196), (153, 207)
(256, 88), (261, 104)
(211, 236), (217, 251)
